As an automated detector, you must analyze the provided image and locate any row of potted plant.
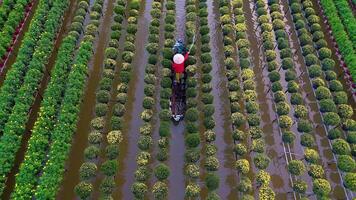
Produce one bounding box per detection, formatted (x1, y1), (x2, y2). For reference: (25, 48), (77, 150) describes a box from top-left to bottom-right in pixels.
(266, 0), (333, 197)
(10, 0), (92, 199)
(318, 0), (356, 83)
(0, 0), (34, 68)
(195, 0), (222, 199)
(254, 0), (304, 198)
(0, 0), (55, 133)
(228, 0), (274, 199)
(0, 0), (70, 195)
(148, 0), (176, 198)
(290, 0), (356, 194)
(129, 0), (169, 199)
(29, 0), (108, 198)
(74, 0), (127, 199)
(175, 0), (204, 198)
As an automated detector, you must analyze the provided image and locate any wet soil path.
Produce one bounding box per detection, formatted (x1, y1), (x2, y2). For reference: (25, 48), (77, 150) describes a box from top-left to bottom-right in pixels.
(167, 1), (186, 199)
(115, 0), (152, 199)
(207, 0), (238, 199)
(57, 0), (119, 198)
(243, 1), (294, 199)
(0, 0), (79, 198)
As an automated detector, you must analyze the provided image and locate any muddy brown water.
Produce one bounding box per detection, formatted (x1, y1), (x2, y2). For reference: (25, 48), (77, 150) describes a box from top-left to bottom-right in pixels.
(244, 1), (294, 199)
(0, 0), (40, 87)
(56, 0), (118, 199)
(114, 0), (152, 199)
(280, 1), (347, 199)
(206, 0), (239, 199)
(0, 0), (79, 198)
(167, 1), (186, 199)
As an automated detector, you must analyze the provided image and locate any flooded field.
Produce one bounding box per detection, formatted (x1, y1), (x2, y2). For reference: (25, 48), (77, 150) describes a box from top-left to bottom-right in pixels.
(0, 0), (354, 199)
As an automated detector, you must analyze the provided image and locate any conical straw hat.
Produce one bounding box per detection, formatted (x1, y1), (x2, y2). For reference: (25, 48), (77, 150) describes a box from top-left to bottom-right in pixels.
(173, 54), (184, 64)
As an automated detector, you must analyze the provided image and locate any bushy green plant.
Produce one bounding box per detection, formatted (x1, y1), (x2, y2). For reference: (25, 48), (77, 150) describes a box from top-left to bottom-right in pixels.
(332, 139), (351, 155)
(313, 178), (331, 197)
(75, 182), (93, 199)
(154, 164), (170, 181)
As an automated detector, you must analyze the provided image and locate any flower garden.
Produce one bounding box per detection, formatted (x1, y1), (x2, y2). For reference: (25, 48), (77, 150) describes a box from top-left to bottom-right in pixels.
(0, 0), (354, 199)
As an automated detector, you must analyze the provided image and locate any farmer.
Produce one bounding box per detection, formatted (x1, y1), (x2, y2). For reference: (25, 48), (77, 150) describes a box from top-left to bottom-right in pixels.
(172, 51), (189, 82)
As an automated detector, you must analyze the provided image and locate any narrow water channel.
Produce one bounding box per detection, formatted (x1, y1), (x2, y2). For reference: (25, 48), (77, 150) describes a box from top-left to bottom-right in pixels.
(115, 0), (152, 199)
(207, 0), (238, 199)
(0, 0), (79, 198)
(243, 1), (293, 199)
(56, 0), (117, 198)
(167, 1), (186, 199)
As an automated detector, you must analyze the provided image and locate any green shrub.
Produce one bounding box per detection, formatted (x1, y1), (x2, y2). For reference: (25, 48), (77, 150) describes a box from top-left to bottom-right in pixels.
(205, 156), (219, 171)
(234, 143), (247, 156)
(319, 99), (337, 113)
(75, 182), (93, 199)
(132, 182), (148, 199)
(79, 162), (97, 180)
(332, 139), (351, 155)
(308, 164), (324, 179)
(288, 160), (305, 176)
(304, 148), (319, 164)
(253, 154), (270, 170)
(324, 112), (340, 126)
(301, 133), (315, 147)
(185, 134), (200, 148)
(282, 131), (295, 144)
(293, 179), (308, 194)
(297, 119), (312, 133)
(344, 173), (356, 191)
(256, 170), (271, 186)
(205, 173), (220, 191)
(276, 102), (290, 116)
(100, 160), (118, 177)
(154, 164), (170, 181)
(315, 86), (331, 100)
(106, 144), (119, 160)
(313, 178), (331, 197)
(238, 176), (252, 193)
(337, 155), (355, 172)
(84, 145), (100, 160)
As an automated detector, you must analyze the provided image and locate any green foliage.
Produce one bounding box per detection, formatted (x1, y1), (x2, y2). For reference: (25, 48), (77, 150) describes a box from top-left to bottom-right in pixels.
(154, 164), (170, 181)
(313, 178), (331, 197)
(205, 173), (220, 191)
(288, 160), (306, 176)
